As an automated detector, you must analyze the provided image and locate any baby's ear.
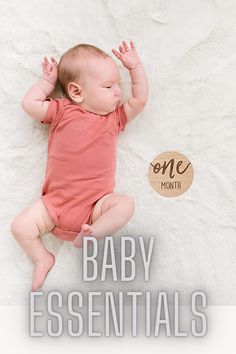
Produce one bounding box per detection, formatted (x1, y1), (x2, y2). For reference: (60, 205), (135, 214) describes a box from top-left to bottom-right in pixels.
(67, 82), (84, 103)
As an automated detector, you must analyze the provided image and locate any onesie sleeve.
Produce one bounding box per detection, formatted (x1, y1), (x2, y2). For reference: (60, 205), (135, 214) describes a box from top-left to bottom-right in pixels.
(115, 104), (128, 134)
(41, 98), (65, 127)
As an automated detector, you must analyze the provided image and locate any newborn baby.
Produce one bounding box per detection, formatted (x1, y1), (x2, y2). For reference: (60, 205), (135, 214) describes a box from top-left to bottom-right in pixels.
(11, 40), (148, 291)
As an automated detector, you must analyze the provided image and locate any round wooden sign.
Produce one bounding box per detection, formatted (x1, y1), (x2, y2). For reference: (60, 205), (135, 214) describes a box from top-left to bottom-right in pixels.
(148, 151), (194, 197)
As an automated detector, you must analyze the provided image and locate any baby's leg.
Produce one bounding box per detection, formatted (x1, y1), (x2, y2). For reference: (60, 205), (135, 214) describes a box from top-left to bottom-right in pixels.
(11, 199), (55, 291)
(73, 194), (135, 248)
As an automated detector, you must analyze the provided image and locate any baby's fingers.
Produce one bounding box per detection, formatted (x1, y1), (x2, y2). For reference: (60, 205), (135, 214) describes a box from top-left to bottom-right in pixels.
(41, 60), (48, 73)
(43, 56), (50, 65)
(130, 40), (135, 50)
(42, 56), (57, 68)
(41, 57), (49, 72)
(119, 44), (125, 54)
(122, 40), (129, 51)
(50, 56), (58, 65)
(112, 48), (122, 60)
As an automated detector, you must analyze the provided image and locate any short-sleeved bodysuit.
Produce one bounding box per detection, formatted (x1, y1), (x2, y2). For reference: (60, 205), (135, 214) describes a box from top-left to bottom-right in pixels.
(41, 98), (127, 241)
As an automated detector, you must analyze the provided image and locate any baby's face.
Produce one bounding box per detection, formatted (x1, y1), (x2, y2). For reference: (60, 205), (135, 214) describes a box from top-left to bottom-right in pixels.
(79, 56), (122, 115)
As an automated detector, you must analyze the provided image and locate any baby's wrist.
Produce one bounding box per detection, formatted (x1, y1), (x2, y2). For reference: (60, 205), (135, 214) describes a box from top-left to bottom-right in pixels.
(37, 78), (56, 96)
(42, 77), (57, 86)
(129, 62), (143, 71)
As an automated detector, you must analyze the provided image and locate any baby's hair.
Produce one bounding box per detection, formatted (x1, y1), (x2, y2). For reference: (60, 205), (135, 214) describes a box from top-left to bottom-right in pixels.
(58, 43), (109, 98)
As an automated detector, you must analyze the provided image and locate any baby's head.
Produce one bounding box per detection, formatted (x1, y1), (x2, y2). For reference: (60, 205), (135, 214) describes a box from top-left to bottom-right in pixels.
(58, 44), (121, 115)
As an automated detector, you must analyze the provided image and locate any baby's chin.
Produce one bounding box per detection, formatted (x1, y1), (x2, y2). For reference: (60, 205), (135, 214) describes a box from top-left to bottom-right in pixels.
(83, 101), (119, 115)
(96, 105), (119, 116)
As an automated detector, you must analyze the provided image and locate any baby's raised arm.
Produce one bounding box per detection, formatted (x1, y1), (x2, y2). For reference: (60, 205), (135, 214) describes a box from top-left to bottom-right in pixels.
(21, 57), (58, 122)
(112, 41), (148, 122)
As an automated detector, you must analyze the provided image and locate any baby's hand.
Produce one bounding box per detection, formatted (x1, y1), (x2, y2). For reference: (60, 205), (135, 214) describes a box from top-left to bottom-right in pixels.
(41, 56), (58, 85)
(112, 40), (142, 70)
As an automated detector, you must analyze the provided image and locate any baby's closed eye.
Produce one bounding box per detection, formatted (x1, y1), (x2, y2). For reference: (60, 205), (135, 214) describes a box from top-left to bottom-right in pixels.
(102, 80), (121, 89)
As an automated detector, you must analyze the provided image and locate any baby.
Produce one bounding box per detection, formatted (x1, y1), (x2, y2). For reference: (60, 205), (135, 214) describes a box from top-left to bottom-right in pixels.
(11, 40), (148, 291)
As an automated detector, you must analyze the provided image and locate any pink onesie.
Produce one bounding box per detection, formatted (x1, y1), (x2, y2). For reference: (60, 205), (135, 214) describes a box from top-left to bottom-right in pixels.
(40, 98), (127, 241)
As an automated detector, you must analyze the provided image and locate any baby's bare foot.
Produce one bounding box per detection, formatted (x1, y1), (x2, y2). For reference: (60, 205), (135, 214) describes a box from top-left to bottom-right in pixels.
(73, 224), (94, 248)
(32, 253), (55, 291)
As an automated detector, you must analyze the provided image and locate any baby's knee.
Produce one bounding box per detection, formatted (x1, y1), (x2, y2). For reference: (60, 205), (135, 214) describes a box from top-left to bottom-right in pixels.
(10, 212), (34, 239)
(10, 215), (25, 239)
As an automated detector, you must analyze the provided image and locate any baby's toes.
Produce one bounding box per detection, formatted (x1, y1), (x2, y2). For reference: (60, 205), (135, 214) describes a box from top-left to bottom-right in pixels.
(89, 227), (95, 235)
